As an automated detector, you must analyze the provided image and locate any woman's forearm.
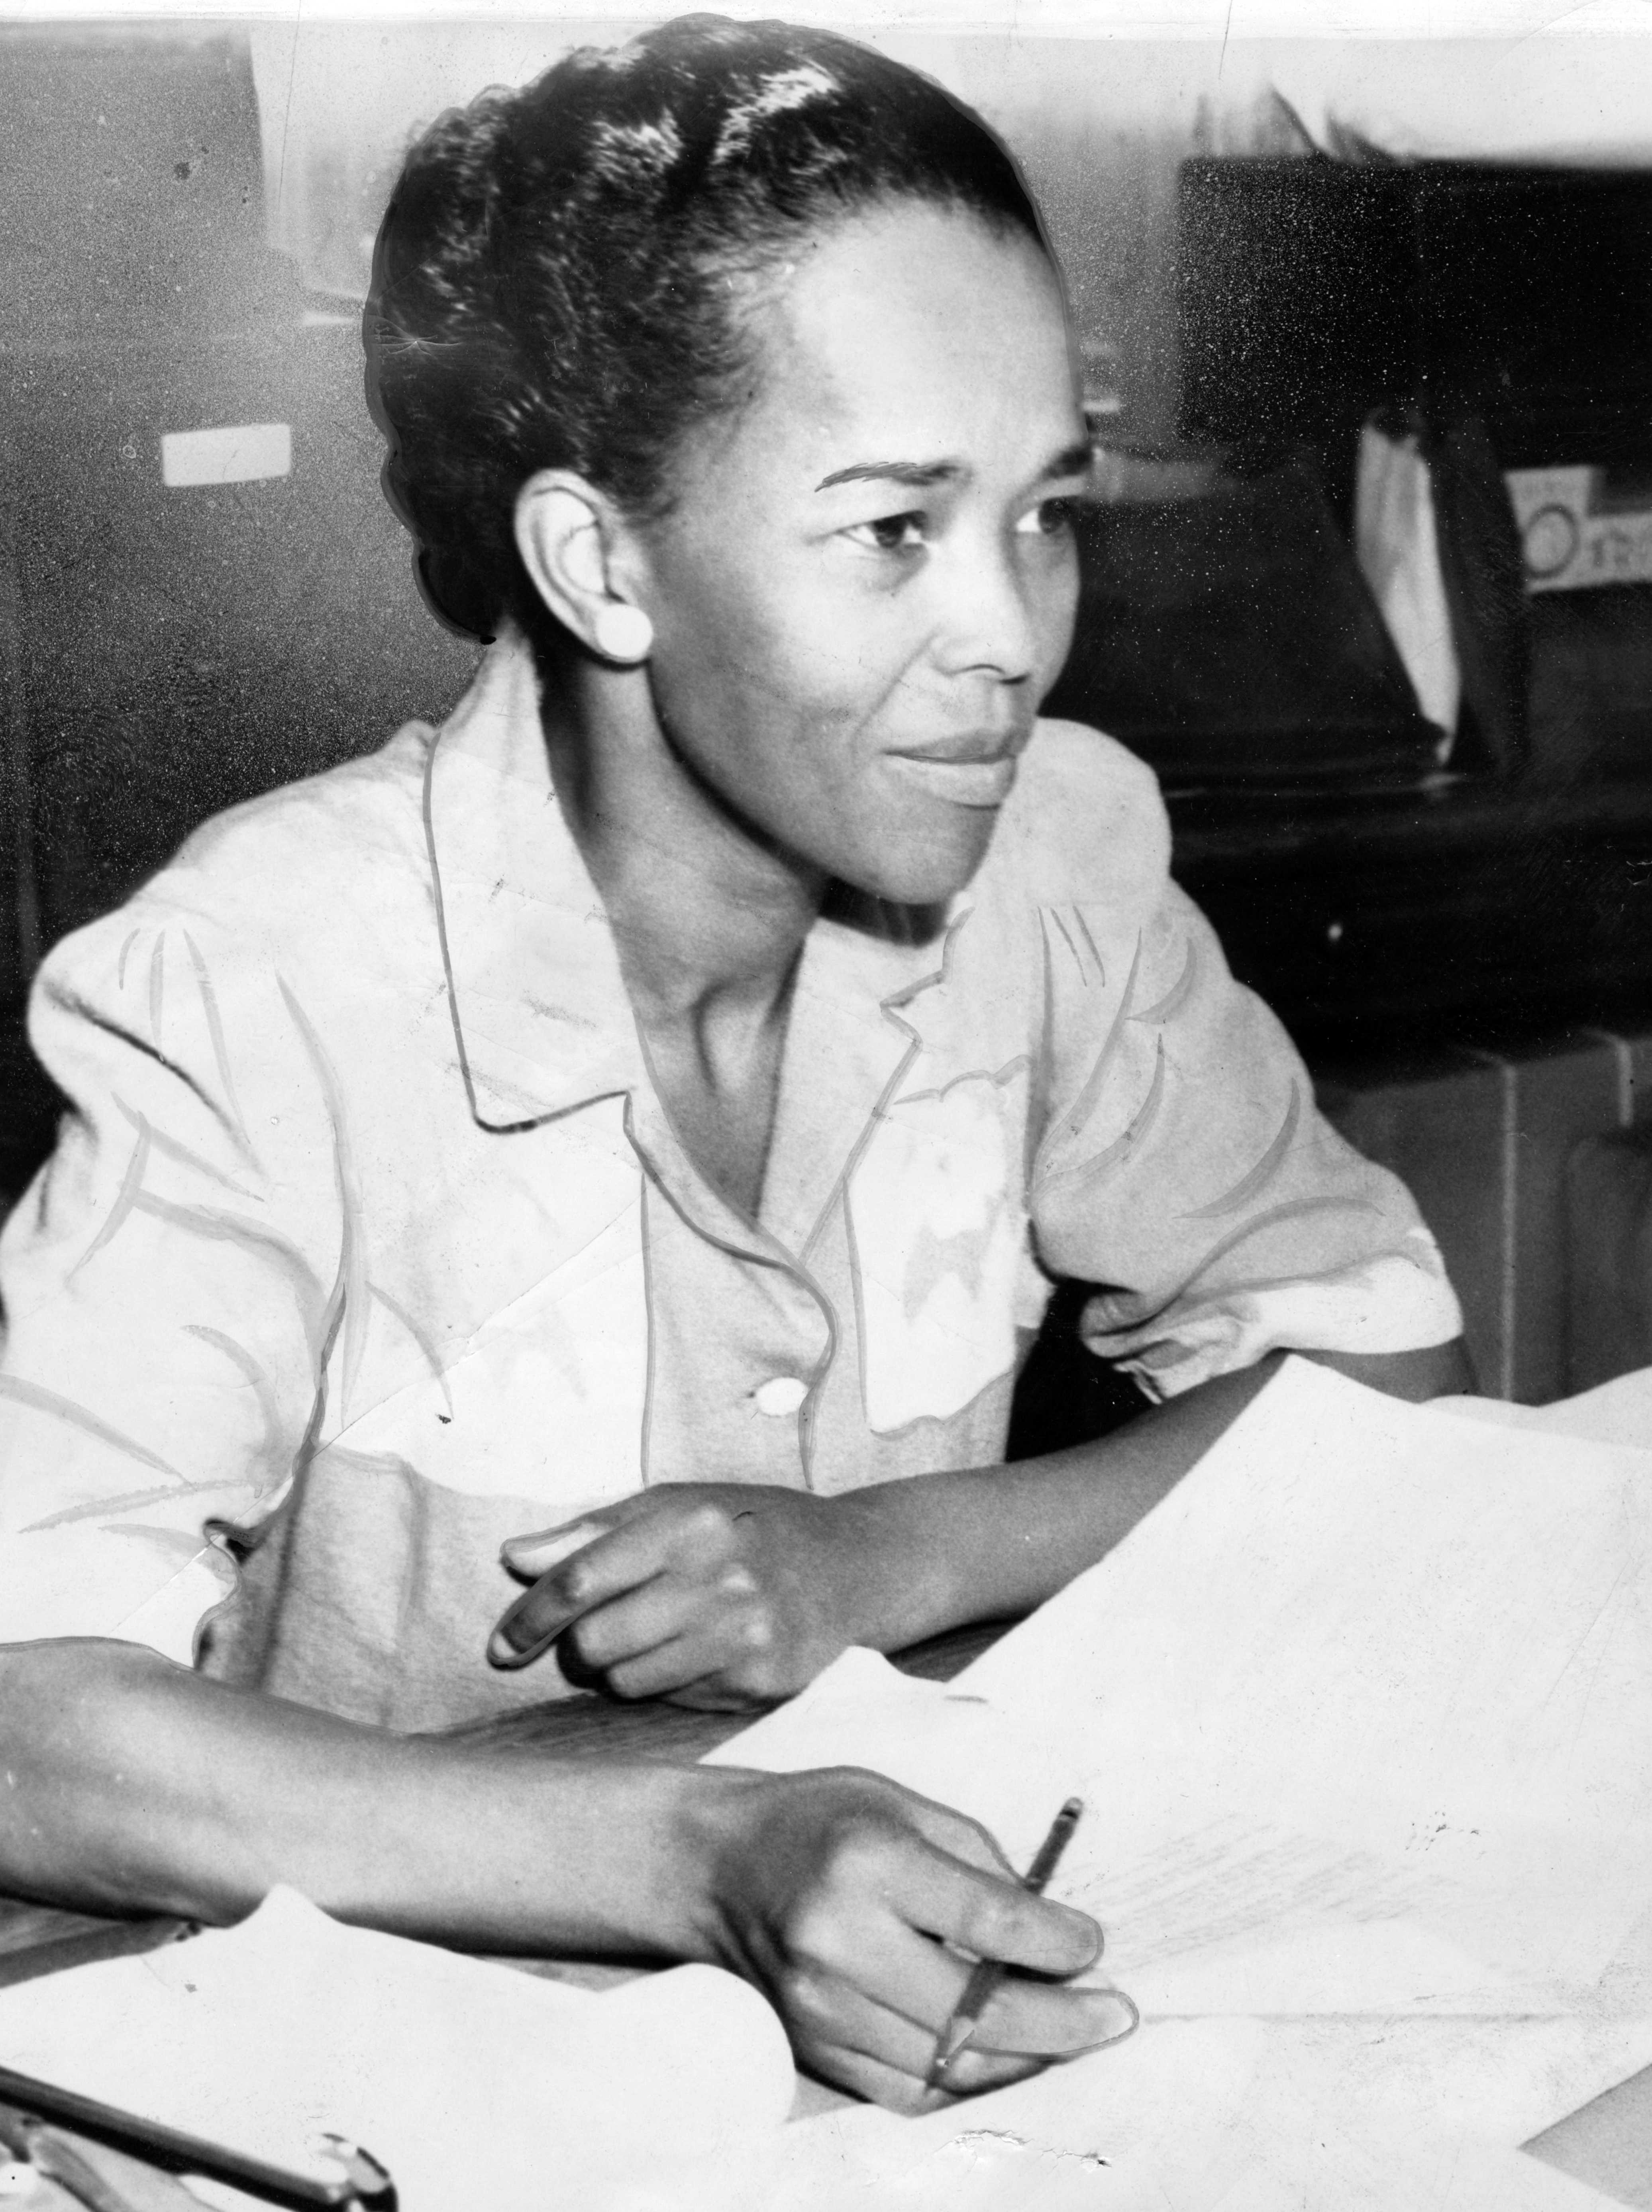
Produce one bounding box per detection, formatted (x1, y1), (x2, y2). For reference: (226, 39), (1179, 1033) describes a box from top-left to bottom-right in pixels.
(0, 1637), (1134, 2110)
(0, 1637), (732, 1956)
(832, 1358), (1283, 1647)
(834, 1338), (1477, 1650)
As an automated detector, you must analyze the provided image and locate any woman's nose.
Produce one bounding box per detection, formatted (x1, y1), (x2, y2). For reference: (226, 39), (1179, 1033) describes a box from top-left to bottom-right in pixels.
(932, 540), (1042, 684)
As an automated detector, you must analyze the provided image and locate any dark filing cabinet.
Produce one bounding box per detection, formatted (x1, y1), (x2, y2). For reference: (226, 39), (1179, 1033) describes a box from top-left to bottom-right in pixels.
(0, 25), (476, 1188)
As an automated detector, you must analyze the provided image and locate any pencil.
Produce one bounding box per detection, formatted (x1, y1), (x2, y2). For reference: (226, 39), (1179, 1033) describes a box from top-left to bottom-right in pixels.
(924, 1796), (1085, 2095)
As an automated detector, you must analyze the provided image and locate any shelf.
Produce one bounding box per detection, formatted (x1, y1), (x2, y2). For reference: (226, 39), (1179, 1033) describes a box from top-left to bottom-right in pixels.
(1169, 769), (1652, 1049)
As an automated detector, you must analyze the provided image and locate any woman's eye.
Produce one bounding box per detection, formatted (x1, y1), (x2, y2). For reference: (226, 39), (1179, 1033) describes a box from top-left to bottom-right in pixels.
(1016, 495), (1082, 538)
(846, 513), (927, 555)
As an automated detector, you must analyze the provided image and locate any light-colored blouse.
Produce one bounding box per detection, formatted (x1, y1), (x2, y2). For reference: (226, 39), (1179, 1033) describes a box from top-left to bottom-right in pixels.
(0, 638), (1461, 1728)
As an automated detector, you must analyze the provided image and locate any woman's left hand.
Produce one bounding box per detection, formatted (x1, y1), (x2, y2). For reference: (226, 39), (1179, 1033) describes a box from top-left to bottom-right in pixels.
(488, 1485), (907, 1707)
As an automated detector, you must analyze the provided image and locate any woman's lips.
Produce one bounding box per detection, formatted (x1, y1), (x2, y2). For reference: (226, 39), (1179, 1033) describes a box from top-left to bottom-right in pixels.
(882, 750), (1020, 807)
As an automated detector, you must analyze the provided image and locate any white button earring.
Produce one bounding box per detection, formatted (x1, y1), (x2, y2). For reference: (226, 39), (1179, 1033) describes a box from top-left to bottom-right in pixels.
(593, 603), (653, 663)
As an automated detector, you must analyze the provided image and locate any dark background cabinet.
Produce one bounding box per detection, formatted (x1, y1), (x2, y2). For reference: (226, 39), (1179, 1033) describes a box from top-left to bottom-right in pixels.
(1052, 153), (1652, 1064)
(0, 24), (476, 1189)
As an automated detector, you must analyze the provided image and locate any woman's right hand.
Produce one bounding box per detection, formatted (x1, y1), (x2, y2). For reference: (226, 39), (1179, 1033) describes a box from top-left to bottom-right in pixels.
(693, 1766), (1137, 2112)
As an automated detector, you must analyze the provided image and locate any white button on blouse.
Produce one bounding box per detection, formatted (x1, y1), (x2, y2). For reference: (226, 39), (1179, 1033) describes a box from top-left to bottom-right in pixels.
(752, 1376), (809, 1418)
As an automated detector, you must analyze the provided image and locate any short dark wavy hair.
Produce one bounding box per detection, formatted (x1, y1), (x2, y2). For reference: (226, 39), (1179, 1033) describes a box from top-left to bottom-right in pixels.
(366, 14), (1048, 640)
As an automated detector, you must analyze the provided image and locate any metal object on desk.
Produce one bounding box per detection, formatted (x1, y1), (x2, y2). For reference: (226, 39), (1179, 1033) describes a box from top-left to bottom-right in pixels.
(0, 2103), (143, 2212)
(0, 2070), (394, 2212)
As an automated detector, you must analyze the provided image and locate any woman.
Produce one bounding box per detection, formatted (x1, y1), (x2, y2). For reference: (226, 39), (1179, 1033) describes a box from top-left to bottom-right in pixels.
(0, 16), (1470, 2108)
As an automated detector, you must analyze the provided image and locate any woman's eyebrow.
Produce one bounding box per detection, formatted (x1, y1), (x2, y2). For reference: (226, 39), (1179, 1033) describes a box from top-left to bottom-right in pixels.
(814, 458), (962, 493)
(814, 439), (1093, 496)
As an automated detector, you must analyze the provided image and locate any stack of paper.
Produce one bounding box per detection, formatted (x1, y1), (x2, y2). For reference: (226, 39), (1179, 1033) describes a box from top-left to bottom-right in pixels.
(13, 1360), (1652, 2210)
(707, 1358), (1652, 2206)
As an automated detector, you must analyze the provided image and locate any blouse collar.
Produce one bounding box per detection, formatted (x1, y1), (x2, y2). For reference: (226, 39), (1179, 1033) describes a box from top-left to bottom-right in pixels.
(420, 634), (971, 1154)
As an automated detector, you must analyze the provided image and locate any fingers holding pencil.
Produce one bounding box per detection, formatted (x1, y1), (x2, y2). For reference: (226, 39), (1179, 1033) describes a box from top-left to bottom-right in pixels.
(706, 1770), (1136, 2114)
(924, 1797), (1135, 2101)
(790, 1968), (1136, 2111)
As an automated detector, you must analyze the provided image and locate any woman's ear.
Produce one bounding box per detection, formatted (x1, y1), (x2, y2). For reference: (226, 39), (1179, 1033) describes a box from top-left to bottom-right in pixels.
(514, 471), (654, 664)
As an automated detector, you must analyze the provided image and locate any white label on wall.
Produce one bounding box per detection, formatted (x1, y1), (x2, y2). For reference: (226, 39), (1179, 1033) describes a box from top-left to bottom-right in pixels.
(1506, 464), (1652, 594)
(159, 423), (292, 489)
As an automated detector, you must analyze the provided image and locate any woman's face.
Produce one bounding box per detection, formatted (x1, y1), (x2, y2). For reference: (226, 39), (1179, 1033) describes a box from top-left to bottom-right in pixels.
(628, 200), (1089, 908)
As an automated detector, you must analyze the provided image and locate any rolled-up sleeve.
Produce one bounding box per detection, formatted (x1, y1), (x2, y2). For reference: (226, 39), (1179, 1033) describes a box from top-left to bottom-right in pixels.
(0, 904), (338, 1659)
(1028, 827), (1462, 1402)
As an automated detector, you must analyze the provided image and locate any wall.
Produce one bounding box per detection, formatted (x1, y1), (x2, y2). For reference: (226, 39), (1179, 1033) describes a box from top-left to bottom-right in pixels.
(245, 20), (1307, 450)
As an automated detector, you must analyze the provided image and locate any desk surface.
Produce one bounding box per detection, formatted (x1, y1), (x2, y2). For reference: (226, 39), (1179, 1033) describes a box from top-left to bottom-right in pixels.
(2, 1618), (1651, 2211)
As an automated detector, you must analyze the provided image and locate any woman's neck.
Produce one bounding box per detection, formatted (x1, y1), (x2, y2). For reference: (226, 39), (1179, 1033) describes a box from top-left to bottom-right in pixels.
(539, 652), (822, 1039)
(536, 659), (824, 1220)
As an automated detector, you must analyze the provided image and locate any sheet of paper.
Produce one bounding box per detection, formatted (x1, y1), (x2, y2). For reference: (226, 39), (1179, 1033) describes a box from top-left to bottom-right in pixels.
(710, 1649), (1554, 2014)
(614, 2017), (1270, 2212)
(638, 2010), (1652, 2212)
(1437, 1367), (1652, 1453)
(0, 1887), (795, 2212)
(955, 1358), (1652, 1995)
